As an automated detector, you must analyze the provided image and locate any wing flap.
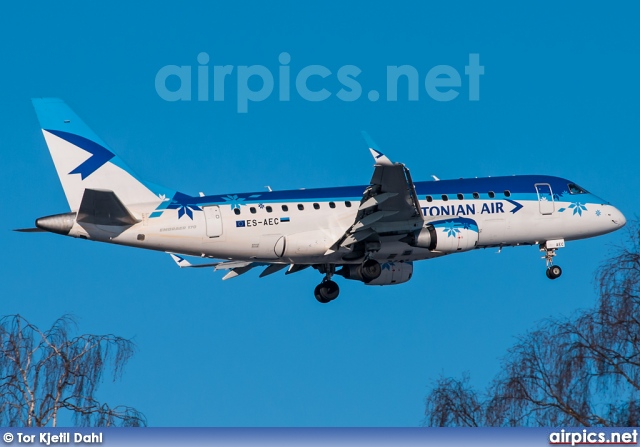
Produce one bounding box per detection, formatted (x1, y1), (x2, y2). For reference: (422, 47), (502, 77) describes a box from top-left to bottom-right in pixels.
(214, 261), (254, 271)
(260, 264), (288, 278)
(286, 264), (310, 275)
(358, 192), (398, 210)
(353, 210), (399, 230)
(222, 265), (257, 280)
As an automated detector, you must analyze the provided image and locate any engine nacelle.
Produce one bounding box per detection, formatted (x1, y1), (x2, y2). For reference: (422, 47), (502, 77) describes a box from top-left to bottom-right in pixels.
(339, 261), (413, 285)
(413, 217), (479, 253)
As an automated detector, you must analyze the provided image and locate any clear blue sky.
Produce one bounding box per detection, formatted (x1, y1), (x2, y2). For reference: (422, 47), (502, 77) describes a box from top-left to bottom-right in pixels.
(1, 2), (639, 426)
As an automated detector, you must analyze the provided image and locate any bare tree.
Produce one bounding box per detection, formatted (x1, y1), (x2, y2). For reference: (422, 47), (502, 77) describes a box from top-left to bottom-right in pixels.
(0, 314), (146, 427)
(424, 223), (640, 427)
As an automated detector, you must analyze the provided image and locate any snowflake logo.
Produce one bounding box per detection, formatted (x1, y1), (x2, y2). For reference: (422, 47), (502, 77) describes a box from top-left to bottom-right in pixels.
(595, 209), (601, 217)
(258, 203), (265, 209)
(176, 204), (201, 219)
(568, 202), (587, 216)
(553, 190), (567, 201)
(442, 221), (461, 238)
(222, 195), (245, 210)
(165, 192), (203, 220)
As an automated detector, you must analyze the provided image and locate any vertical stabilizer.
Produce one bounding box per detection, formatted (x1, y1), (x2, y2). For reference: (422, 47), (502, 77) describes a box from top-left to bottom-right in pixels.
(32, 98), (172, 212)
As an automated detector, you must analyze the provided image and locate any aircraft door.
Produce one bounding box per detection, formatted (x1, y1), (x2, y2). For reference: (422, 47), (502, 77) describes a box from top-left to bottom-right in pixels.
(203, 205), (223, 237)
(535, 183), (555, 215)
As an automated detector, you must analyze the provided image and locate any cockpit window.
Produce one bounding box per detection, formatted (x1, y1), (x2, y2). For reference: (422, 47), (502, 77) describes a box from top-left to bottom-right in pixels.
(568, 183), (589, 194)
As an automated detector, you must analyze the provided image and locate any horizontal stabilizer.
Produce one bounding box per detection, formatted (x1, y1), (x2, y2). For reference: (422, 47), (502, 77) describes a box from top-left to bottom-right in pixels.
(13, 228), (46, 233)
(77, 189), (139, 226)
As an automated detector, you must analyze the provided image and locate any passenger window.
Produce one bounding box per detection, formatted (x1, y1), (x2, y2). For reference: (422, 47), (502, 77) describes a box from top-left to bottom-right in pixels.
(282, 205), (288, 212)
(297, 204), (304, 211)
(266, 206), (272, 213)
(504, 190), (511, 198)
(442, 194), (449, 201)
(345, 201), (352, 207)
(457, 193), (464, 200)
(329, 202), (336, 209)
(234, 208), (240, 215)
(488, 191), (495, 199)
(313, 203), (320, 210)
(472, 192), (479, 199)
(426, 195), (433, 202)
(250, 207), (257, 214)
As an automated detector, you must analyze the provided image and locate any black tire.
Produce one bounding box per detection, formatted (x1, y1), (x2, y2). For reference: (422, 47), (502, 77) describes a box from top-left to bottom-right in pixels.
(546, 268), (552, 279)
(549, 265), (562, 279)
(360, 260), (382, 282)
(314, 280), (340, 303)
(314, 284), (329, 303)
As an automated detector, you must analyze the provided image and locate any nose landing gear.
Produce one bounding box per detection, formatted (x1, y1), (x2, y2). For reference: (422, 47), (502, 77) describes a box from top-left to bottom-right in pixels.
(541, 240), (564, 280)
(546, 264), (562, 279)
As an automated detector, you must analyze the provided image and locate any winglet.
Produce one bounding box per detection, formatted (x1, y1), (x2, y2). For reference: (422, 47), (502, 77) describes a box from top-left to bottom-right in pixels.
(361, 131), (393, 166)
(168, 253), (222, 269)
(170, 253), (192, 268)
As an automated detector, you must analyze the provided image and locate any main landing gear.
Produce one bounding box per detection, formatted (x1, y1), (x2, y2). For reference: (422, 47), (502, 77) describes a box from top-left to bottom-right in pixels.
(314, 264), (340, 304)
(314, 280), (340, 304)
(541, 242), (563, 280)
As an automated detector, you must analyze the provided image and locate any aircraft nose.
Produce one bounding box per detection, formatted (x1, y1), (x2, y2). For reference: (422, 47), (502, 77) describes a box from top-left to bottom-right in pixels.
(610, 206), (626, 227)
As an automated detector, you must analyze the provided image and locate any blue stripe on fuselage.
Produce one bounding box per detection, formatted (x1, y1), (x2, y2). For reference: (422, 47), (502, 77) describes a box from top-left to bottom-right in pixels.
(152, 175), (609, 218)
(183, 175), (607, 206)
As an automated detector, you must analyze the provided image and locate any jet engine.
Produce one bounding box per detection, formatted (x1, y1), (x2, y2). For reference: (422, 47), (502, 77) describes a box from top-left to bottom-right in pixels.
(338, 261), (413, 285)
(412, 217), (479, 253)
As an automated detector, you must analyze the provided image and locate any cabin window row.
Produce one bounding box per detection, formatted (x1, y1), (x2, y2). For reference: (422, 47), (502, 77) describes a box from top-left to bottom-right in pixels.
(425, 190), (511, 202)
(233, 201), (352, 215)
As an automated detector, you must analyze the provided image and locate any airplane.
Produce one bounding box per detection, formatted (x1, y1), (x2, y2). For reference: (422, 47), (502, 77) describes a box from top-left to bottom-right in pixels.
(19, 98), (627, 303)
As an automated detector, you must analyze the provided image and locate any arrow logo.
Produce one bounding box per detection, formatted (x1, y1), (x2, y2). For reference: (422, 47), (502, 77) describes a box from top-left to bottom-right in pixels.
(46, 129), (115, 180)
(505, 199), (523, 214)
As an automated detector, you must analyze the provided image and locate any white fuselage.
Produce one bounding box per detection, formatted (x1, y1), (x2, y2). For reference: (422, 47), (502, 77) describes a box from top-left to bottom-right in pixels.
(63, 175), (626, 265)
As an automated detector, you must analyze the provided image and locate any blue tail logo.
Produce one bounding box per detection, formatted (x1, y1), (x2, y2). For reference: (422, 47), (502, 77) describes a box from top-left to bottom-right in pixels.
(47, 129), (115, 180)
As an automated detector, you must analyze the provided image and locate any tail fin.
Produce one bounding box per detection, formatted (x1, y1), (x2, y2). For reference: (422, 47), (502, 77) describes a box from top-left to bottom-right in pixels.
(32, 98), (173, 212)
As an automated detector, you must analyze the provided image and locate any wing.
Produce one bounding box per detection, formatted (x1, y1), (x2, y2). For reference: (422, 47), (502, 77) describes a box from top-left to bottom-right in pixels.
(327, 133), (423, 253)
(168, 253), (308, 281)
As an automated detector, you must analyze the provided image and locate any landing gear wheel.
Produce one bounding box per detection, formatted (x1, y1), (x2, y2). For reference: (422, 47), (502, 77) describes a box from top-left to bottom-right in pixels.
(314, 280), (340, 303)
(540, 243), (563, 281)
(546, 265), (562, 280)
